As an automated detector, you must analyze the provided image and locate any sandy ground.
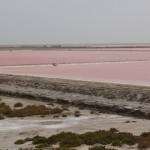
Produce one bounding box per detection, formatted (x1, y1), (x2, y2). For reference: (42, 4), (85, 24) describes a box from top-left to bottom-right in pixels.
(0, 96), (150, 150)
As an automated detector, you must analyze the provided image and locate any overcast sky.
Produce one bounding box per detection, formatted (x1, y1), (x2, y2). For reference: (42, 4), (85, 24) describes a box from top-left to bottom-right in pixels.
(0, 0), (150, 45)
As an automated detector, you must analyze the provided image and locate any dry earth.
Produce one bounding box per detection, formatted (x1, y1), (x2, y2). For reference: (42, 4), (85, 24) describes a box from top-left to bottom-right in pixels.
(0, 74), (150, 149)
(0, 74), (150, 119)
(0, 96), (150, 150)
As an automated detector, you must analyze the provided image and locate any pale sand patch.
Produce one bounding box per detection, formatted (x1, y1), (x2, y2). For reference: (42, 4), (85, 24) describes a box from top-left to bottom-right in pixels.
(0, 96), (150, 149)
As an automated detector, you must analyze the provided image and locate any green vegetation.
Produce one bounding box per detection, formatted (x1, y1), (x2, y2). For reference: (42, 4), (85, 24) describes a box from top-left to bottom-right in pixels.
(14, 129), (140, 149)
(19, 148), (34, 150)
(0, 102), (67, 118)
(15, 129), (150, 149)
(54, 148), (76, 150)
(89, 146), (116, 150)
(15, 139), (25, 145)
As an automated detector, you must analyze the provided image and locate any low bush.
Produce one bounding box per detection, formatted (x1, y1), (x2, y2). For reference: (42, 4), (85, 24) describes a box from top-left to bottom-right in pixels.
(14, 130), (140, 149)
(89, 146), (117, 150)
(74, 111), (81, 117)
(0, 102), (66, 118)
(55, 148), (76, 150)
(90, 111), (95, 114)
(19, 148), (34, 150)
(13, 118), (150, 150)
(74, 113), (81, 117)
(109, 128), (119, 133)
(32, 136), (47, 145)
(15, 139), (25, 145)
(53, 115), (59, 118)
(14, 102), (23, 107)
(0, 102), (12, 116)
(62, 114), (67, 117)
(35, 143), (50, 148)
(138, 140), (150, 150)
(0, 114), (4, 120)
(75, 111), (80, 114)
(47, 103), (54, 106)
(78, 106), (84, 110)
(138, 132), (150, 149)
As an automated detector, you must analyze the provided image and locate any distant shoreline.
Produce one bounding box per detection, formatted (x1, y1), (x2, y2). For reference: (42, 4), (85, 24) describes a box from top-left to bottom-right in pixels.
(1, 43), (150, 49)
(1, 44), (150, 51)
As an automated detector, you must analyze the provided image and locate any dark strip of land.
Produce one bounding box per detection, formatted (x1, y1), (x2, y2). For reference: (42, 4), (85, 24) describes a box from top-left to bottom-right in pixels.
(0, 74), (150, 119)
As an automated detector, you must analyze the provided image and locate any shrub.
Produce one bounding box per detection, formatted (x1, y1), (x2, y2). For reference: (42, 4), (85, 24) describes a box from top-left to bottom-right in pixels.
(32, 136), (47, 145)
(35, 143), (50, 148)
(50, 108), (64, 114)
(0, 102), (12, 116)
(89, 146), (117, 150)
(138, 132), (150, 149)
(75, 111), (80, 114)
(8, 105), (65, 118)
(90, 111), (95, 114)
(47, 103), (54, 106)
(0, 102), (66, 119)
(74, 111), (81, 117)
(14, 130), (150, 149)
(74, 113), (81, 117)
(15, 139), (25, 145)
(112, 140), (122, 146)
(62, 114), (67, 117)
(0, 114), (4, 120)
(59, 133), (82, 148)
(55, 148), (76, 150)
(138, 140), (150, 150)
(53, 115), (59, 118)
(140, 132), (150, 138)
(78, 106), (84, 110)
(14, 102), (23, 107)
(19, 148), (34, 150)
(109, 128), (119, 133)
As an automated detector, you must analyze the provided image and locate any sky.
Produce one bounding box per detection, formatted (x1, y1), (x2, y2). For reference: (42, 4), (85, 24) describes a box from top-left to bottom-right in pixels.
(0, 0), (150, 45)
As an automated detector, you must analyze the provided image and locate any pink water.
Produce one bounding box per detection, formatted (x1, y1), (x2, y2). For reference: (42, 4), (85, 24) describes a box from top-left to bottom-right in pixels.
(0, 62), (150, 86)
(1, 50), (150, 66)
(1, 49), (150, 86)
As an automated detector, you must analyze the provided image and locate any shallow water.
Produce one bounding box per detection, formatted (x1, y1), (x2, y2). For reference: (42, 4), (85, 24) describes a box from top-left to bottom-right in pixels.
(1, 61), (150, 86)
(1, 50), (150, 66)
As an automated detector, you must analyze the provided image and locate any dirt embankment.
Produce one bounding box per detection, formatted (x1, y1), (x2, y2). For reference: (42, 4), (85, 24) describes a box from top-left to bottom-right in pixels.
(0, 74), (150, 119)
